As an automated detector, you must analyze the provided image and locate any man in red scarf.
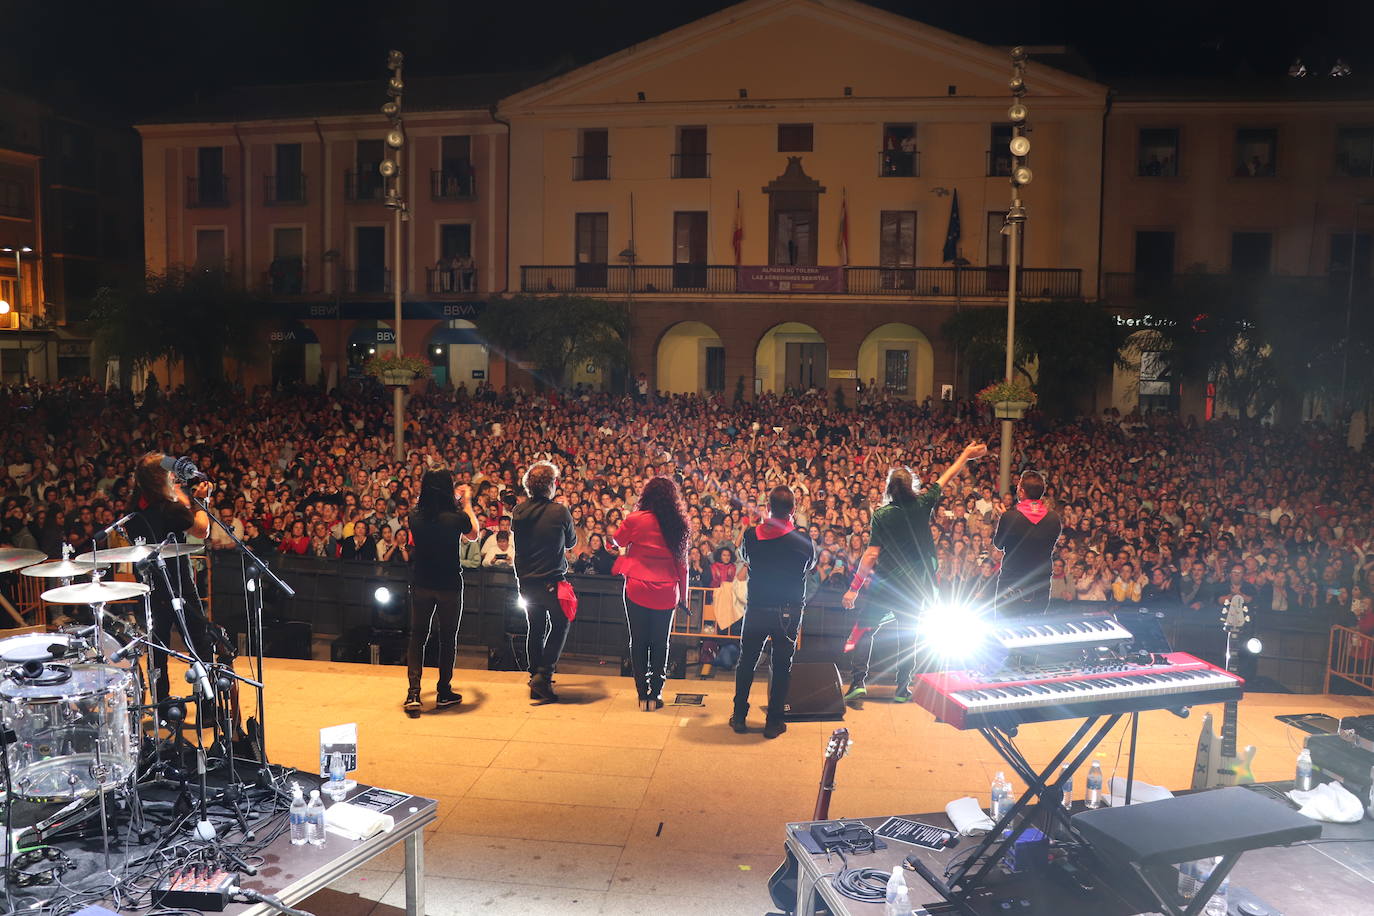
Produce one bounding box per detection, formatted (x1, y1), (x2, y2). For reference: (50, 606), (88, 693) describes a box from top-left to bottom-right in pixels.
(991, 470), (1062, 616)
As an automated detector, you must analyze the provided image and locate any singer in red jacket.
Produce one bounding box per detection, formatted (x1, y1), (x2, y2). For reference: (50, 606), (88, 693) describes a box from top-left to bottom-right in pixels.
(613, 477), (691, 711)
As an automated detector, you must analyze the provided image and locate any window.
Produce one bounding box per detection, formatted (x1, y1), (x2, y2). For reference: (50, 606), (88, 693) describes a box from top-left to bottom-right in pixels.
(1329, 231), (1373, 277)
(988, 124), (1013, 176)
(1234, 129), (1277, 177)
(778, 124), (813, 152)
(772, 202), (815, 266)
(354, 225), (387, 293)
(1336, 127), (1374, 178)
(195, 228), (226, 271)
(1133, 230), (1175, 295)
(673, 212), (708, 289)
(440, 224), (472, 260)
(270, 144), (304, 203)
(878, 211), (916, 289)
(435, 135), (474, 199)
(1138, 128), (1179, 177)
(270, 227), (304, 294)
(351, 139), (384, 200)
(574, 212), (609, 287)
(883, 349), (910, 394)
(1230, 232), (1272, 276)
(880, 124), (918, 177)
(575, 129), (609, 181)
(705, 346), (725, 393)
(194, 146), (226, 205)
(436, 224), (475, 292)
(674, 127), (708, 179)
(986, 212), (1024, 267)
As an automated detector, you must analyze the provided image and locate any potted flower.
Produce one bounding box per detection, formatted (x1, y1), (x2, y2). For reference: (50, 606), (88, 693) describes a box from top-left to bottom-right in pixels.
(364, 352), (432, 387)
(976, 379), (1037, 419)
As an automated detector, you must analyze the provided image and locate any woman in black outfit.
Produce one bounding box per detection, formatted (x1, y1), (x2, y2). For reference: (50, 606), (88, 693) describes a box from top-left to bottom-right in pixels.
(404, 470), (477, 716)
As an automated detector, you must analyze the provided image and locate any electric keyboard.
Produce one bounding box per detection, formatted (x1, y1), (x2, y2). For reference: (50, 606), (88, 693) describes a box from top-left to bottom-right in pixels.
(913, 652), (1244, 730)
(992, 612), (1134, 653)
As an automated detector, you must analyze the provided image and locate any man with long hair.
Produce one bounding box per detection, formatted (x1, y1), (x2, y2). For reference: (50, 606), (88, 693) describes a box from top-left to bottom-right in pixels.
(730, 485), (817, 738)
(612, 476), (690, 710)
(841, 442), (986, 703)
(512, 461), (576, 702)
(129, 452), (215, 706)
(992, 469), (1062, 616)
(404, 469), (478, 716)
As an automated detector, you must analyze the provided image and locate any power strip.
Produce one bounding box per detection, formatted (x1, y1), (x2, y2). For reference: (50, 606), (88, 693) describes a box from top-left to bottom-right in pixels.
(153, 866), (235, 911)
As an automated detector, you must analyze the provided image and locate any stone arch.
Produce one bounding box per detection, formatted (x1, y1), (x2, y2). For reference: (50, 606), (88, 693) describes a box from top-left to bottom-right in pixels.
(656, 320), (725, 395)
(857, 322), (934, 402)
(754, 321), (826, 395)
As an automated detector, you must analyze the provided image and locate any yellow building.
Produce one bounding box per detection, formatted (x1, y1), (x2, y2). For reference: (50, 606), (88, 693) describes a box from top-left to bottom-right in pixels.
(500, 0), (1106, 401)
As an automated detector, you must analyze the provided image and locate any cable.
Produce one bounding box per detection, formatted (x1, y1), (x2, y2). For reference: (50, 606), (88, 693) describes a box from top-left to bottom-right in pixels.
(232, 887), (316, 916)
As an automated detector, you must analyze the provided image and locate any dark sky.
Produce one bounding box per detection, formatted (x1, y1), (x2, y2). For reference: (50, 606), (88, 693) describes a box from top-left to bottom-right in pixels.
(2, 0), (1368, 121)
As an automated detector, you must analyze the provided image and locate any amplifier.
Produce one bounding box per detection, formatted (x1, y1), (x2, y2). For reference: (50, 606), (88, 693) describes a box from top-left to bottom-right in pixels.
(1307, 733), (1374, 797)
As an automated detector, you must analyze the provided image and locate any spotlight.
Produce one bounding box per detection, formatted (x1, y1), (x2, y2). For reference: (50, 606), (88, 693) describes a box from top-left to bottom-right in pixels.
(433, 347), (442, 355)
(374, 586), (393, 605)
(1007, 103), (1028, 123)
(517, 596), (528, 611)
(1009, 135), (1031, 157)
(0, 300), (8, 315)
(917, 602), (991, 662)
(246, 578), (257, 593)
(1244, 637), (1263, 655)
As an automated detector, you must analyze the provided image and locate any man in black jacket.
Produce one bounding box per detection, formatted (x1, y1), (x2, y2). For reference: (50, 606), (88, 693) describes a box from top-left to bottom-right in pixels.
(992, 470), (1062, 616)
(512, 461), (576, 702)
(730, 486), (818, 739)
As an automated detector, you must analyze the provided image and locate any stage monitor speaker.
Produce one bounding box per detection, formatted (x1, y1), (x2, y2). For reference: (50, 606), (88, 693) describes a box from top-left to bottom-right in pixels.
(780, 661), (845, 722)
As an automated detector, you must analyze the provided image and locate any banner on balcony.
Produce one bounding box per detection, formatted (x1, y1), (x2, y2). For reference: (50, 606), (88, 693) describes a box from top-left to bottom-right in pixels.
(737, 265), (843, 293)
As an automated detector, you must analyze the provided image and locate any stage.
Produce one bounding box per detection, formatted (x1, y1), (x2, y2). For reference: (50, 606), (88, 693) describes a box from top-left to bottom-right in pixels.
(234, 658), (1374, 916)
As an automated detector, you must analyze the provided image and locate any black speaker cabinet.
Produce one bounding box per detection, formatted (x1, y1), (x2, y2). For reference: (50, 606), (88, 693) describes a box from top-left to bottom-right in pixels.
(779, 661), (846, 722)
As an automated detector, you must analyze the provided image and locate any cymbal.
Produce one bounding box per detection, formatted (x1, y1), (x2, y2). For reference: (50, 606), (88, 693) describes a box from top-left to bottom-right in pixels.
(21, 559), (109, 578)
(0, 548), (48, 574)
(41, 580), (150, 605)
(73, 543), (203, 565)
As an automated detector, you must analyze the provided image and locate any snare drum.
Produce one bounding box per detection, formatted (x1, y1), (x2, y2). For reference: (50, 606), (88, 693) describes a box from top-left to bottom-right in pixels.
(0, 664), (138, 801)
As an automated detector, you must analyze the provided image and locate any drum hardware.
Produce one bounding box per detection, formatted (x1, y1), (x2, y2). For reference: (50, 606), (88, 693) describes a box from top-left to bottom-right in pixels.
(0, 548), (47, 574)
(7, 845), (73, 887)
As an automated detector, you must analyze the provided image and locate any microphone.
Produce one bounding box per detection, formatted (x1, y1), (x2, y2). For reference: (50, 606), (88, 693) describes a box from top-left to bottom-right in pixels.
(108, 641), (142, 664)
(94, 511), (137, 542)
(186, 661), (216, 700)
(160, 455), (208, 482)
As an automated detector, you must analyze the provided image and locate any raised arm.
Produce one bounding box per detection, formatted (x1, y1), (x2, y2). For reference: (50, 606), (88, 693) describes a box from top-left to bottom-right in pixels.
(935, 441), (988, 490)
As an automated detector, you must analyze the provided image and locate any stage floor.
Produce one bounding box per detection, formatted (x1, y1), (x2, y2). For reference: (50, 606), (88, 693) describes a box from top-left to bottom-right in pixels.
(247, 659), (1374, 916)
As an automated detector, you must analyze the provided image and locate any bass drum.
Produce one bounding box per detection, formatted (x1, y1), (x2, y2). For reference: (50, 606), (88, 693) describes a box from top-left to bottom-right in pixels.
(0, 664), (138, 801)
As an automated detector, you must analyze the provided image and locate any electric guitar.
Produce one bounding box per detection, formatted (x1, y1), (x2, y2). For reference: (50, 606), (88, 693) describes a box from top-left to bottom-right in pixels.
(767, 727), (851, 915)
(1191, 595), (1256, 789)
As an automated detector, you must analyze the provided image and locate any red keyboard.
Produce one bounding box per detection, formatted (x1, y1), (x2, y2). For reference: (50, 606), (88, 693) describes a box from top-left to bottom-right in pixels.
(913, 652), (1244, 730)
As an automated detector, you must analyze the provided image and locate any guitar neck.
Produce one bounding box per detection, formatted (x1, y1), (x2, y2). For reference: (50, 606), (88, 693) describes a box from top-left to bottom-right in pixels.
(813, 759), (839, 821)
(1221, 625), (1242, 759)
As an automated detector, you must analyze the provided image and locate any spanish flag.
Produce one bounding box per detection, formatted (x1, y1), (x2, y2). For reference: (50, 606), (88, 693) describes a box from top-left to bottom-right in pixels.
(837, 188), (850, 267)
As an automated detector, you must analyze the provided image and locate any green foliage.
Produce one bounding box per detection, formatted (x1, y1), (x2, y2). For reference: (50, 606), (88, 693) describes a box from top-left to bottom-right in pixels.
(90, 266), (264, 388)
(477, 294), (629, 388)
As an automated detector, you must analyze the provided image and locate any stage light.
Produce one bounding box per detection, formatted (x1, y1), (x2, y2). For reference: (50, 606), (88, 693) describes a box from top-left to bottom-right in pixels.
(1244, 637), (1263, 655)
(246, 578), (256, 593)
(374, 586), (393, 605)
(918, 601), (991, 661)
(517, 596), (528, 610)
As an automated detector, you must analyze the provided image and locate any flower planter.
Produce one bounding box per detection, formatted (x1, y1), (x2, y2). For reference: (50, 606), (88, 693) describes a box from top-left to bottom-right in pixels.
(993, 400), (1030, 420)
(381, 369), (418, 387)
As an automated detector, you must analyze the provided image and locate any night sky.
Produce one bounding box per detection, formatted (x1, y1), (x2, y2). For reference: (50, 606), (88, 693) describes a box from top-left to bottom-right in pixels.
(3, 0), (1369, 121)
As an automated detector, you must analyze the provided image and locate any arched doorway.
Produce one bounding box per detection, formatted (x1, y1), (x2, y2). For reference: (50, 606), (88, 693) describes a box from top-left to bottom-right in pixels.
(269, 323), (321, 387)
(754, 322), (826, 395)
(346, 321), (395, 377)
(656, 321), (724, 395)
(426, 319), (489, 390)
(857, 323), (934, 401)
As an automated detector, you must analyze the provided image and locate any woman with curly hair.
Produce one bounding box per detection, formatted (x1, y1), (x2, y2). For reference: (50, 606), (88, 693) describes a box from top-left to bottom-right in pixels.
(613, 476), (691, 710)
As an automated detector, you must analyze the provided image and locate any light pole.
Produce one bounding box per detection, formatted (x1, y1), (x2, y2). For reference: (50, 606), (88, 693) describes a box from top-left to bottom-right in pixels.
(2, 246), (33, 383)
(381, 51), (408, 461)
(1338, 197), (1374, 419)
(998, 48), (1033, 495)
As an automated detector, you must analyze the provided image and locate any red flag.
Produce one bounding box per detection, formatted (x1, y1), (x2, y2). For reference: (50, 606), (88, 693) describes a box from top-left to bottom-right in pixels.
(732, 190), (743, 267)
(837, 188), (850, 267)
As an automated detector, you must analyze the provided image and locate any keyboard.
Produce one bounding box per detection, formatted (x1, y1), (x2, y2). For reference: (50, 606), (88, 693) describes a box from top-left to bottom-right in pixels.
(913, 652), (1244, 730)
(992, 613), (1134, 653)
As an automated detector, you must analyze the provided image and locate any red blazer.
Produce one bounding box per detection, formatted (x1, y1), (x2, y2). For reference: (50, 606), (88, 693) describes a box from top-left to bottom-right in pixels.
(612, 510), (688, 610)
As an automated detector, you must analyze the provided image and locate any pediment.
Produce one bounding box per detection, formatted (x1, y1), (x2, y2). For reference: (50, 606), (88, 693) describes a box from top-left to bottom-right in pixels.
(501, 0), (1104, 113)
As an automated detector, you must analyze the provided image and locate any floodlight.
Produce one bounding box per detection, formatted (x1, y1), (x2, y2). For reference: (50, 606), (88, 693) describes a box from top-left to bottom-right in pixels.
(374, 586), (393, 605)
(1244, 637), (1263, 655)
(1009, 135), (1031, 157)
(517, 596), (528, 611)
(1007, 103), (1028, 123)
(917, 602), (991, 662)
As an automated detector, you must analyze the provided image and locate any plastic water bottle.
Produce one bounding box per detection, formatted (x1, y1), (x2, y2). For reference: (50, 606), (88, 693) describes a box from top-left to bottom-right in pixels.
(990, 771), (1012, 821)
(1177, 856), (1229, 915)
(326, 752), (349, 801)
(1085, 759), (1103, 809)
(1060, 763), (1073, 811)
(306, 789), (327, 847)
(1295, 747), (1314, 791)
(289, 784), (309, 846)
(884, 865), (911, 916)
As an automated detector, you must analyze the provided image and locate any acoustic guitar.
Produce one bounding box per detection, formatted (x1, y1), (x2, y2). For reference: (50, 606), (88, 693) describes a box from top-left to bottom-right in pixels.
(766, 727), (851, 914)
(1191, 595), (1256, 789)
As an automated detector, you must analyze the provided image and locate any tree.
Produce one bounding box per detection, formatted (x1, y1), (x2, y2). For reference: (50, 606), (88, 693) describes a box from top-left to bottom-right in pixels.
(477, 294), (629, 388)
(90, 266), (264, 389)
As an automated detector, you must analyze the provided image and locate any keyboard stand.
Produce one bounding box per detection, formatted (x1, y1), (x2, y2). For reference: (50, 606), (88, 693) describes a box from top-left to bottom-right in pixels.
(907, 713), (1124, 916)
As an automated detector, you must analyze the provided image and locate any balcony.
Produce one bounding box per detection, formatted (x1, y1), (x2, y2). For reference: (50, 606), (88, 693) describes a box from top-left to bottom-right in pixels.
(265, 174), (306, 205)
(186, 175), (229, 208)
(346, 269), (391, 295)
(671, 153), (710, 179)
(344, 168), (385, 203)
(572, 156), (611, 181)
(264, 258), (306, 296)
(878, 150), (920, 178)
(520, 264), (1082, 298)
(427, 266), (479, 294)
(430, 166), (476, 201)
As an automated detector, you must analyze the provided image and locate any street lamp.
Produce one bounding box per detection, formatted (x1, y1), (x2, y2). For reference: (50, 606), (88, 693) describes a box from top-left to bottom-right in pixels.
(2, 246), (34, 382)
(381, 51), (408, 461)
(1339, 197), (1374, 418)
(998, 49), (1032, 495)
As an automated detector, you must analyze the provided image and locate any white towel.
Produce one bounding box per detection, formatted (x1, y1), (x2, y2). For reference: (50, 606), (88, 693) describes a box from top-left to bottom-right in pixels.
(945, 796), (995, 836)
(324, 801), (396, 840)
(1287, 781), (1366, 823)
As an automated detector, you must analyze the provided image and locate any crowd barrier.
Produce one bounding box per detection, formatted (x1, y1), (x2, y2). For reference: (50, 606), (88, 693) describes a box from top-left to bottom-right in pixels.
(203, 552), (1337, 694)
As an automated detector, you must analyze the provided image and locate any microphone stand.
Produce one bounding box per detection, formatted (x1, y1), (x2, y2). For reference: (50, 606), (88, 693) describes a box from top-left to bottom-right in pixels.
(191, 493), (293, 782)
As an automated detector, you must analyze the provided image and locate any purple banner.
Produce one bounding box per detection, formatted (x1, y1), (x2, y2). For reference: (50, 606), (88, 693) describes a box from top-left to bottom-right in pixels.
(736, 265), (844, 293)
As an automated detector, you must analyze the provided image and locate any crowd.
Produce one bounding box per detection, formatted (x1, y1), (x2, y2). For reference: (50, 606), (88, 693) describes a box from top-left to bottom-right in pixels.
(2, 377), (1372, 628)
